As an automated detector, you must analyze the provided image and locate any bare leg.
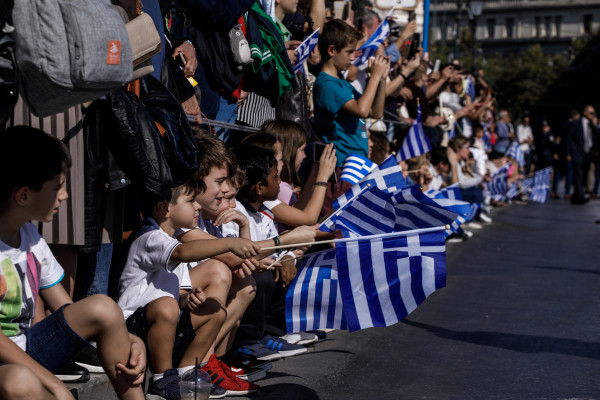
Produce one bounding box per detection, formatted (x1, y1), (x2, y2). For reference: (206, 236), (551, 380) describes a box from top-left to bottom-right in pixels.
(62, 295), (145, 400)
(144, 297), (180, 374)
(179, 297), (227, 366)
(0, 364), (55, 400)
(214, 275), (256, 357)
(189, 259), (232, 304)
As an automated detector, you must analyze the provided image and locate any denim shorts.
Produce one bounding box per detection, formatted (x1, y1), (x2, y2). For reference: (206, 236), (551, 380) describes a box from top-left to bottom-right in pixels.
(126, 304), (196, 368)
(25, 305), (90, 373)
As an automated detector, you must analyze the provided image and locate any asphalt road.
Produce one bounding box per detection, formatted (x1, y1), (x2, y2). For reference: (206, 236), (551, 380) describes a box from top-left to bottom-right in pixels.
(238, 199), (600, 400)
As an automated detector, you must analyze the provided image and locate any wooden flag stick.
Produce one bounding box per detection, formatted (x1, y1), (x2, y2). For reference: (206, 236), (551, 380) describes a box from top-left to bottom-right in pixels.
(262, 226), (450, 252)
(317, 184), (372, 227)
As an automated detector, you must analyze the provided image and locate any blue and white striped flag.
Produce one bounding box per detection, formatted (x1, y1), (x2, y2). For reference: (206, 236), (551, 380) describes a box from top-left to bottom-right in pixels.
(335, 227), (447, 331)
(392, 185), (472, 231)
(285, 248), (347, 333)
(352, 18), (390, 66)
(530, 167), (552, 203)
(293, 28), (319, 73)
(332, 155), (406, 210)
(464, 75), (476, 101)
(340, 154), (376, 184)
(396, 105), (432, 161)
(505, 141), (525, 168)
(521, 177), (534, 194)
(485, 165), (509, 201)
(427, 184), (462, 201)
(506, 182), (519, 200)
(482, 123), (493, 152)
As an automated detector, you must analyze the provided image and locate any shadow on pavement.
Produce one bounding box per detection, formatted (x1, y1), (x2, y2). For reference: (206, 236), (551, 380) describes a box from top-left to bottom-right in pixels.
(403, 319), (600, 360)
(249, 383), (320, 399)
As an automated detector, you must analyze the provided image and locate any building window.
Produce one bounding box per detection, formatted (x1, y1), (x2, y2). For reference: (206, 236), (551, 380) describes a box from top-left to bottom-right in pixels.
(545, 16), (552, 37)
(506, 18), (514, 39)
(584, 14), (593, 34)
(535, 17), (541, 38)
(440, 17), (447, 41)
(555, 16), (562, 37)
(487, 18), (495, 38)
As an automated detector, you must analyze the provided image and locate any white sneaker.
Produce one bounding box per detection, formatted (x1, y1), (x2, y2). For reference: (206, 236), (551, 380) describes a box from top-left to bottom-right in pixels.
(462, 230), (474, 238)
(464, 222), (482, 229)
(478, 213), (492, 223)
(280, 333), (302, 344)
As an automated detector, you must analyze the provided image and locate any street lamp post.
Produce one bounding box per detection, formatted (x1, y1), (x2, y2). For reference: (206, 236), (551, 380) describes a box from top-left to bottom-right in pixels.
(468, 1), (483, 70)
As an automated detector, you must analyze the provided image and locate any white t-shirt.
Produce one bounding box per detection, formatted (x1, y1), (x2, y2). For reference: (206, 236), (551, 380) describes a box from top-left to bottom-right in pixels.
(220, 199), (294, 260)
(516, 124), (533, 153)
(174, 218), (224, 267)
(117, 218), (191, 320)
(0, 223), (64, 350)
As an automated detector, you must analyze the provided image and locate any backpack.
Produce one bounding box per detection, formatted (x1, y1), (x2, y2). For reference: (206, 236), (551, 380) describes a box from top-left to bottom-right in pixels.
(12, 0), (133, 117)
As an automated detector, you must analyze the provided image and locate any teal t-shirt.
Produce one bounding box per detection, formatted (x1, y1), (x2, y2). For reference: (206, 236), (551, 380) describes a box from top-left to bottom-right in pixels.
(313, 72), (369, 167)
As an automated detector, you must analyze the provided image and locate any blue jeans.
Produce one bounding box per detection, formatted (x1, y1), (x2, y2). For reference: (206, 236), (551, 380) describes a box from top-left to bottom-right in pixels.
(26, 305), (90, 372)
(74, 243), (113, 301)
(215, 96), (238, 142)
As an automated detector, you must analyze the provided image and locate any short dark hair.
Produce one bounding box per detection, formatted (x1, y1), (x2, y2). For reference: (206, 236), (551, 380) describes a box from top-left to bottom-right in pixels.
(138, 180), (198, 218)
(0, 126), (72, 208)
(192, 129), (237, 193)
(234, 146), (276, 199)
(353, 7), (380, 33)
(431, 147), (449, 166)
(239, 133), (278, 153)
(319, 19), (359, 63)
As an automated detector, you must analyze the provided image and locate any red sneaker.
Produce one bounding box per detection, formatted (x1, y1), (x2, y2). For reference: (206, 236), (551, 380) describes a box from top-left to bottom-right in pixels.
(201, 354), (258, 396)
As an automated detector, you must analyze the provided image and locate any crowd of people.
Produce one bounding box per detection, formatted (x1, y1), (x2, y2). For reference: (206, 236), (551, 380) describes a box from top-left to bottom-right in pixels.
(1, 0), (599, 400)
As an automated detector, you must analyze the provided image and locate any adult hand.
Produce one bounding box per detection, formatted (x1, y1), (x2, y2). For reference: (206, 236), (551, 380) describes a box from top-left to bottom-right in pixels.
(283, 225), (317, 245)
(285, 40), (302, 65)
(173, 41), (197, 77)
(399, 20), (417, 42)
(181, 95), (201, 124)
(447, 146), (458, 164)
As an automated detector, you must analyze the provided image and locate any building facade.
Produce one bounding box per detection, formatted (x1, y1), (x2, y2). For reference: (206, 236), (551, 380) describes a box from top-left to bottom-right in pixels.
(430, 0), (600, 55)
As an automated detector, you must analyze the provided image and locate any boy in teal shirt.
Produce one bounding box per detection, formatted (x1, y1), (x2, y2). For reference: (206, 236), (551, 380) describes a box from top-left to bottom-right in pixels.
(314, 19), (390, 167)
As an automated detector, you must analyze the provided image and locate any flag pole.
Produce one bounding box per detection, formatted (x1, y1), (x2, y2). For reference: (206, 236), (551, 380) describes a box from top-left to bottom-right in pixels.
(261, 225), (449, 251)
(317, 184), (371, 227)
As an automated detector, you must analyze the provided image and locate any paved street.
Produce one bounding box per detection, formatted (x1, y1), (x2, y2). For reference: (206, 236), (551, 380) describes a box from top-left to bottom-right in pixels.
(238, 199), (600, 400)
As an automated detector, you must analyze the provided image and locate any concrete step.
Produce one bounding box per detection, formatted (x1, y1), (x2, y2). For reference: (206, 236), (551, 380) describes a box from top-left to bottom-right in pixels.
(67, 374), (118, 400)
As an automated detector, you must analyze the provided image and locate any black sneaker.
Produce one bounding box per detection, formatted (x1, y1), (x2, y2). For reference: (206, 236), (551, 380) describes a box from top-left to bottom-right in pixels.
(210, 384), (227, 399)
(55, 361), (90, 383)
(147, 368), (180, 400)
(73, 344), (104, 373)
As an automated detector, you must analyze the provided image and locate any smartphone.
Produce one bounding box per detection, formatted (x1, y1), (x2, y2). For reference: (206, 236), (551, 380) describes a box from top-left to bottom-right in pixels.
(408, 11), (416, 21)
(433, 59), (441, 72)
(314, 142), (327, 162)
(407, 33), (420, 60)
(176, 53), (186, 69)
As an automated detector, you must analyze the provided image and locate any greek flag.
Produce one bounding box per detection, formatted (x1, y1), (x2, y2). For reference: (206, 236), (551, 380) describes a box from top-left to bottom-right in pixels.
(506, 182), (519, 200)
(332, 155), (406, 210)
(285, 248), (347, 333)
(396, 105), (432, 161)
(464, 76), (476, 101)
(505, 141), (525, 168)
(482, 123), (493, 152)
(392, 185), (472, 231)
(530, 167), (552, 203)
(520, 177), (534, 194)
(485, 165), (509, 201)
(293, 28), (319, 73)
(427, 184), (462, 201)
(335, 227), (447, 331)
(352, 18), (390, 66)
(340, 154), (376, 184)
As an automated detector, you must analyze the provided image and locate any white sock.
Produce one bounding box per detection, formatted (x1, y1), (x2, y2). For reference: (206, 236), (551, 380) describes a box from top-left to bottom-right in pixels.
(153, 373), (164, 381)
(177, 365), (195, 375)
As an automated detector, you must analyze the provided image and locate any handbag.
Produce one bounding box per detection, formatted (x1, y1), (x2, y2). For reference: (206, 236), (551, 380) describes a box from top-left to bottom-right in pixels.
(127, 12), (161, 68)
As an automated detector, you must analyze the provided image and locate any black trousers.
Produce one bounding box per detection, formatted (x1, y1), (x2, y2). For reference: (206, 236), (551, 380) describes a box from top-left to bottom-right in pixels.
(572, 152), (591, 202)
(234, 270), (275, 346)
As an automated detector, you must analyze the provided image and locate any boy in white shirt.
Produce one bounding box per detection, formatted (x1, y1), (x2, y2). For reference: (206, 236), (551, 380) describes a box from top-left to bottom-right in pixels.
(0, 127), (146, 400)
(117, 181), (261, 400)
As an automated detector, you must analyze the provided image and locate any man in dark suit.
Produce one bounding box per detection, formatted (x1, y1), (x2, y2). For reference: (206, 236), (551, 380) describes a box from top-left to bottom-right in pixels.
(567, 105), (598, 204)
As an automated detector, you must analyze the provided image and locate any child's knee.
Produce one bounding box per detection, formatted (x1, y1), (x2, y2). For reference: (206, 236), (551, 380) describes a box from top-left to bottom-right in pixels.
(0, 365), (45, 399)
(192, 259), (232, 290)
(83, 294), (124, 327)
(147, 297), (180, 325)
(231, 275), (257, 304)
